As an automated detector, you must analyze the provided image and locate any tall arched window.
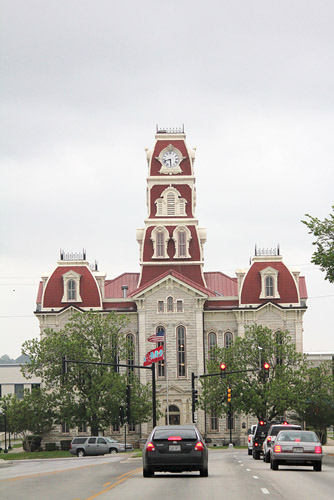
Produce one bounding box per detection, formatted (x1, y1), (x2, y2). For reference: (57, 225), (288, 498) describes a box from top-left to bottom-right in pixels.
(178, 230), (186, 257)
(177, 326), (186, 377)
(167, 296), (174, 312)
(67, 279), (76, 300)
(126, 334), (135, 373)
(151, 226), (169, 259)
(224, 332), (233, 348)
(157, 327), (165, 378)
(208, 332), (217, 360)
(265, 276), (274, 296)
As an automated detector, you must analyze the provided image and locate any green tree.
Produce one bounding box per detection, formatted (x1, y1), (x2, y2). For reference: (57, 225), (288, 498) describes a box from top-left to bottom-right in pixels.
(200, 325), (307, 421)
(0, 388), (56, 451)
(21, 311), (154, 435)
(302, 206), (334, 282)
(292, 362), (334, 443)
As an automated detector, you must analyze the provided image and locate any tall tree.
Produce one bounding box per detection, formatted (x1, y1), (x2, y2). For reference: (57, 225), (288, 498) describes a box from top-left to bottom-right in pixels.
(302, 205), (334, 282)
(21, 311), (154, 435)
(200, 325), (307, 421)
(0, 389), (56, 451)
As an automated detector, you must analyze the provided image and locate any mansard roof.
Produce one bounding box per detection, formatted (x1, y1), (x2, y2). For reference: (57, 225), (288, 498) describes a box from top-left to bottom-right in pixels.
(204, 272), (238, 297)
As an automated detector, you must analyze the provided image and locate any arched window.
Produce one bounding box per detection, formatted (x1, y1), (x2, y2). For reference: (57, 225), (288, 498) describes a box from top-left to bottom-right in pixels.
(224, 332), (233, 348)
(67, 279), (76, 300)
(151, 226), (169, 259)
(167, 296), (174, 312)
(154, 187), (187, 217)
(275, 331), (283, 366)
(178, 230), (186, 257)
(265, 276), (274, 296)
(208, 332), (217, 360)
(177, 326), (186, 377)
(166, 404), (180, 425)
(156, 327), (165, 378)
(126, 334), (135, 372)
(172, 226), (192, 259)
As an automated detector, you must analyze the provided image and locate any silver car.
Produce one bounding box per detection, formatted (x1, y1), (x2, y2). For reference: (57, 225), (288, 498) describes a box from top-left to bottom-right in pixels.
(70, 436), (129, 456)
(270, 430), (323, 471)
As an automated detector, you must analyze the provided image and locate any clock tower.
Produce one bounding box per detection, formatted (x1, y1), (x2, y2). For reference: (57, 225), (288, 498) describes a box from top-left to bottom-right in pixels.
(136, 126), (207, 288)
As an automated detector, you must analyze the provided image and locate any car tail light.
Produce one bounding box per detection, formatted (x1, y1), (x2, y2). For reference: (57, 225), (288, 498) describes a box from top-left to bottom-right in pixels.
(254, 442), (259, 447)
(194, 441), (204, 451)
(267, 436), (272, 443)
(146, 442), (155, 452)
(167, 436), (182, 441)
(248, 435), (251, 442)
(295, 439), (301, 442)
(315, 446), (322, 454)
(274, 445), (281, 453)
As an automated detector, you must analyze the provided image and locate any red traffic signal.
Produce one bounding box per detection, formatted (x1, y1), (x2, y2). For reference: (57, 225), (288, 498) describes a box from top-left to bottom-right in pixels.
(220, 362), (227, 371)
(263, 362), (270, 370)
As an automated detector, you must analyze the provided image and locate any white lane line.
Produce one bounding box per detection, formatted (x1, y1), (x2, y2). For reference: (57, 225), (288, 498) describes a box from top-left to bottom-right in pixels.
(253, 475), (259, 479)
(261, 488), (270, 495)
(240, 464), (244, 467)
(246, 468), (251, 471)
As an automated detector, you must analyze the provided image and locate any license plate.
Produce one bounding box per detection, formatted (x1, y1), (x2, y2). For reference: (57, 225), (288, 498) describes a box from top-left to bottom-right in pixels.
(169, 445), (181, 452)
(293, 447), (303, 453)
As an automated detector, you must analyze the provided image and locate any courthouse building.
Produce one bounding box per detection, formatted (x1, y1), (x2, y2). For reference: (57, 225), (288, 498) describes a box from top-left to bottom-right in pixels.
(35, 127), (308, 442)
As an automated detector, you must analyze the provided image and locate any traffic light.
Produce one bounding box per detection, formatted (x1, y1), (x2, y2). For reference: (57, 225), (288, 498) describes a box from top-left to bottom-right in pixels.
(192, 389), (198, 414)
(220, 362), (227, 378)
(263, 362), (270, 379)
(227, 387), (232, 403)
(126, 385), (131, 423)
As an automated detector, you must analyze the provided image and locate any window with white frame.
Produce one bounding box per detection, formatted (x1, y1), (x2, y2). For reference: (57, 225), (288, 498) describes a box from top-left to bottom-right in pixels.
(154, 187), (187, 217)
(259, 267), (280, 299)
(176, 300), (183, 312)
(177, 326), (186, 377)
(151, 226), (169, 259)
(158, 300), (164, 312)
(61, 270), (82, 303)
(224, 332), (233, 348)
(167, 296), (174, 312)
(172, 225), (192, 259)
(208, 332), (217, 360)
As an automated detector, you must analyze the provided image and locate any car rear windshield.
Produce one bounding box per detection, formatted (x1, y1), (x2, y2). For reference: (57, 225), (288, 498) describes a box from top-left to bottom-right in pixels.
(153, 428), (198, 440)
(72, 438), (87, 444)
(277, 431), (318, 442)
(271, 425), (301, 436)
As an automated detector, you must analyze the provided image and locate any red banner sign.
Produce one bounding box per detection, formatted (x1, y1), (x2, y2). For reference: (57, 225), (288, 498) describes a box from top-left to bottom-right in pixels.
(143, 345), (164, 367)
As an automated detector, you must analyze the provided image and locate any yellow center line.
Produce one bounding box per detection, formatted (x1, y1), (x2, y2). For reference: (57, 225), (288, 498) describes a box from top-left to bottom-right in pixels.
(83, 468), (141, 500)
(2, 462), (105, 483)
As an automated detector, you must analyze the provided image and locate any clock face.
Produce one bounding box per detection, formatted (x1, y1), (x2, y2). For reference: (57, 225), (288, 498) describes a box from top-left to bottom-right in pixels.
(162, 150), (180, 167)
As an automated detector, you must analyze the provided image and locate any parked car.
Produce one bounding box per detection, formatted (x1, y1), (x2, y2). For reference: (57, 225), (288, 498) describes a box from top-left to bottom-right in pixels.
(270, 430), (323, 471)
(262, 423), (301, 463)
(142, 425), (208, 477)
(252, 420), (275, 459)
(70, 436), (131, 456)
(247, 424), (257, 456)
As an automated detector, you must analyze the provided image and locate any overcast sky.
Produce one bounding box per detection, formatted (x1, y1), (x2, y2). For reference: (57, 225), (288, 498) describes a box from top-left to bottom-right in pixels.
(1, 0), (333, 358)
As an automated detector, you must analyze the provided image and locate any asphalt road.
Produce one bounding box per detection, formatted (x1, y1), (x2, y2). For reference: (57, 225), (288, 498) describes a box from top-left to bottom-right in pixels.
(0, 449), (333, 500)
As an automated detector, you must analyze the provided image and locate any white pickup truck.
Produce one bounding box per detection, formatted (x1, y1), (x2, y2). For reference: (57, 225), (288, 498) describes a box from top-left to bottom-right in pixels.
(247, 424), (257, 455)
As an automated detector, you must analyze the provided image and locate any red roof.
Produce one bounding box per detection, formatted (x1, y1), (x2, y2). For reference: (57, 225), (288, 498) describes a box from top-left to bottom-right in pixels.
(42, 266), (102, 308)
(240, 261), (300, 304)
(204, 272), (238, 296)
(105, 273), (140, 298)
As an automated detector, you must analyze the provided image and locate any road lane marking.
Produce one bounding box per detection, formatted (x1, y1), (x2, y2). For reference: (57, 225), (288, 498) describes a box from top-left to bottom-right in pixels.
(1, 462), (103, 482)
(103, 482), (112, 486)
(83, 468), (141, 500)
(261, 488), (270, 495)
(253, 475), (259, 479)
(246, 468), (251, 471)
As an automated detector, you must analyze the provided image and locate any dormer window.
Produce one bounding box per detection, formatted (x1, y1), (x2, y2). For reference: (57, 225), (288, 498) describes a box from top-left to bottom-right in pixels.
(172, 226), (192, 258)
(151, 226), (169, 259)
(155, 187), (187, 217)
(259, 267), (280, 299)
(67, 279), (76, 300)
(62, 270), (82, 303)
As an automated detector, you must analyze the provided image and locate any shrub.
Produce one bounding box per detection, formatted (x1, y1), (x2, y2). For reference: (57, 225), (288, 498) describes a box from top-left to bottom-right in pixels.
(23, 435), (42, 452)
(45, 442), (57, 451)
(60, 440), (71, 451)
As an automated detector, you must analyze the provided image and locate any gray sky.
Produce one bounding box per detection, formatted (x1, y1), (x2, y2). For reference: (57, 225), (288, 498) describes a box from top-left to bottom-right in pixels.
(1, 0), (333, 358)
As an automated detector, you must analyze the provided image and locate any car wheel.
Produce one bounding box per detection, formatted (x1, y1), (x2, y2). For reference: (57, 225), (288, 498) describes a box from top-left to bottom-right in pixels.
(143, 468), (153, 477)
(77, 449), (86, 457)
(264, 453), (270, 463)
(248, 449), (252, 456)
(200, 468), (208, 477)
(253, 450), (260, 460)
(271, 459), (278, 470)
(109, 448), (118, 454)
(314, 462), (322, 471)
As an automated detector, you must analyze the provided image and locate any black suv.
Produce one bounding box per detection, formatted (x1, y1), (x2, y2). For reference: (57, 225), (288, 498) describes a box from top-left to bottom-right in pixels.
(252, 420), (275, 460)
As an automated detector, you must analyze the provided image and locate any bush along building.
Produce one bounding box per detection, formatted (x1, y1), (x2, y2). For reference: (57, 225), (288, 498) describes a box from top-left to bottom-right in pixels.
(35, 127), (308, 443)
